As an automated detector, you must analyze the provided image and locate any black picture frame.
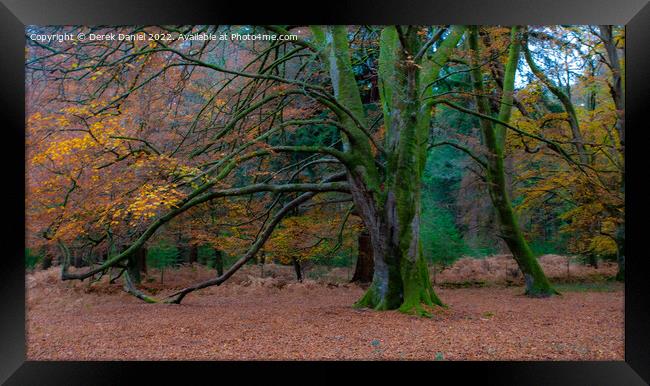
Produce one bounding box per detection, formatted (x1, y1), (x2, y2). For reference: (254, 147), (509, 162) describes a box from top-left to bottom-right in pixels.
(2, 0), (649, 384)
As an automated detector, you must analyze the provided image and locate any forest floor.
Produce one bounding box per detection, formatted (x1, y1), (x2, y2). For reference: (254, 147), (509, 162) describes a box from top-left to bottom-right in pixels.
(26, 255), (623, 360)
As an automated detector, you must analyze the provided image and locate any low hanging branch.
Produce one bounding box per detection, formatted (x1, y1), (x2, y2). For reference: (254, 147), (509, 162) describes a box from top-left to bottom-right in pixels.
(164, 189), (319, 304)
(60, 179), (350, 282)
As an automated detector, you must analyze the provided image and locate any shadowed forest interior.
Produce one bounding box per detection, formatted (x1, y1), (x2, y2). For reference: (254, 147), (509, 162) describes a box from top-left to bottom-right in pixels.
(25, 25), (624, 360)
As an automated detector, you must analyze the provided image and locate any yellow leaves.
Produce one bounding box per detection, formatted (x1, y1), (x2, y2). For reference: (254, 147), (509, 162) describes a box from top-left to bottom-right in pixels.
(264, 204), (361, 264)
(29, 112), (43, 122)
(125, 184), (182, 219)
(32, 134), (97, 165)
(588, 235), (617, 256)
(30, 107), (130, 168)
(90, 70), (103, 81)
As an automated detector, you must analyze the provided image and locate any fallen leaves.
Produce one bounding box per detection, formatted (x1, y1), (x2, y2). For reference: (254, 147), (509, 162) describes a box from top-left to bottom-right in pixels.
(26, 264), (623, 361)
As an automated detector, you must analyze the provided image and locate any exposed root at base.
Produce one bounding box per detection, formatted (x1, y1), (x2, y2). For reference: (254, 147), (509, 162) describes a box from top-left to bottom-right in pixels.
(524, 286), (561, 298)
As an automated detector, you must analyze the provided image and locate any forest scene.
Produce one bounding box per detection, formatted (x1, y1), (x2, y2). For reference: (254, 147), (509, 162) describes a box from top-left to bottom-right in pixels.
(25, 25), (625, 360)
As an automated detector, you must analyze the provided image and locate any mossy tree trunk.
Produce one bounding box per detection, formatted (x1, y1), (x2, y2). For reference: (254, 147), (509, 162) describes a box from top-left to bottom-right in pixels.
(313, 25), (464, 315)
(468, 26), (557, 297)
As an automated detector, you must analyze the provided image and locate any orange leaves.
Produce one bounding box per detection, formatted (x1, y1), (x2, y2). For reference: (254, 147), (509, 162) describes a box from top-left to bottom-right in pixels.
(214, 98), (226, 108)
(274, 83), (291, 96)
(371, 125), (386, 157)
(26, 101), (196, 242)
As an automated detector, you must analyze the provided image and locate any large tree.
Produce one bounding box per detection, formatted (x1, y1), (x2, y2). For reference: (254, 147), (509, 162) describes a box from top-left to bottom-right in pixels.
(307, 25), (467, 314)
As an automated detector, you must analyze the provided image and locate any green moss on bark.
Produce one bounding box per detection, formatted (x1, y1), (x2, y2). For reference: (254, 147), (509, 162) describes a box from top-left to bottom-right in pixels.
(326, 25), (467, 316)
(399, 250), (445, 317)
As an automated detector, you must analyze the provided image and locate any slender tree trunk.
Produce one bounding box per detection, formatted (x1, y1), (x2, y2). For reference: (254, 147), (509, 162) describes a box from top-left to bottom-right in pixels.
(615, 224), (625, 281)
(140, 247), (147, 274)
(73, 250), (84, 268)
(291, 257), (303, 282)
(188, 245), (198, 264)
(599, 25), (625, 152)
(176, 243), (188, 266)
(213, 249), (224, 277)
(599, 25), (625, 282)
(127, 253), (141, 285)
(523, 31), (589, 166)
(41, 249), (53, 270)
(469, 26), (556, 297)
(197, 248), (207, 265)
(351, 229), (374, 283)
(259, 250), (265, 277)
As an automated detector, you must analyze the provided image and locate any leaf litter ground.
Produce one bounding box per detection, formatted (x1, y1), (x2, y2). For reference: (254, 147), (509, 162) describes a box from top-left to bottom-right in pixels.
(26, 255), (623, 360)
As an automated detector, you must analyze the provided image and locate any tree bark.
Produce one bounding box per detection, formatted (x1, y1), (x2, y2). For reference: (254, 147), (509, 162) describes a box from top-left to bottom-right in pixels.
(188, 244), (198, 264)
(598, 25), (625, 152)
(127, 255), (141, 285)
(176, 243), (188, 266)
(141, 247), (148, 274)
(351, 229), (374, 283)
(73, 250), (84, 268)
(127, 247), (147, 285)
(615, 223), (625, 281)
